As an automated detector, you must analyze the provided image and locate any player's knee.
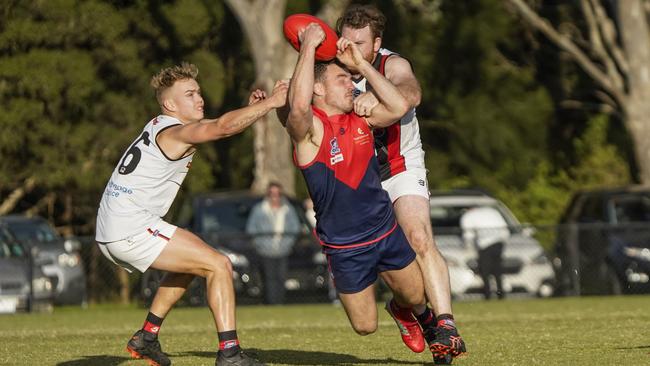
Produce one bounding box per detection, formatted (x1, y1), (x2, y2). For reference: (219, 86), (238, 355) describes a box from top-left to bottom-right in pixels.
(206, 252), (233, 277)
(351, 320), (377, 336)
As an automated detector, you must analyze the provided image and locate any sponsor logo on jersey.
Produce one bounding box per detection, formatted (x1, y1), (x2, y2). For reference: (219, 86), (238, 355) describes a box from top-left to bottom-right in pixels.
(186, 161), (192, 169)
(418, 179), (426, 187)
(153, 117), (160, 125)
(353, 126), (371, 145)
(151, 230), (160, 237)
(353, 88), (362, 98)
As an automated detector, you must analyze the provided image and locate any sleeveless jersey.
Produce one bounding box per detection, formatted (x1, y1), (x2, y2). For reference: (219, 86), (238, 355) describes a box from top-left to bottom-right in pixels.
(352, 47), (425, 181)
(96, 115), (193, 242)
(298, 107), (396, 248)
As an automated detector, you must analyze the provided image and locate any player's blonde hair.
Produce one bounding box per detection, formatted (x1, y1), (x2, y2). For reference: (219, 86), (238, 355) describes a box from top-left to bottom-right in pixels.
(150, 62), (199, 103)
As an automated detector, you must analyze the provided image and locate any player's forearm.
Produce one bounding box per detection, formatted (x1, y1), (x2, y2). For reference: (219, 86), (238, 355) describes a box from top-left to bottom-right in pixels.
(205, 99), (275, 139)
(359, 63), (409, 118)
(287, 45), (317, 141)
(289, 45), (317, 114)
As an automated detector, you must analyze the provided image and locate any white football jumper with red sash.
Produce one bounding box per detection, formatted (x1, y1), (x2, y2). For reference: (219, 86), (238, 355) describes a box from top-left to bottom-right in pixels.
(96, 115), (193, 243)
(352, 48), (426, 181)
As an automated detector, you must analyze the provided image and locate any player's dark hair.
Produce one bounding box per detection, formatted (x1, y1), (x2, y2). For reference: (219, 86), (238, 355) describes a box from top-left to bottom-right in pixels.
(151, 62), (198, 103)
(336, 4), (386, 38)
(314, 61), (330, 82)
(314, 60), (350, 83)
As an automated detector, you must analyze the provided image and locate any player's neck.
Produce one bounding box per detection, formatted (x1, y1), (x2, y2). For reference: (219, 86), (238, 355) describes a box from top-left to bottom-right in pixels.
(313, 102), (346, 117)
(161, 111), (197, 125)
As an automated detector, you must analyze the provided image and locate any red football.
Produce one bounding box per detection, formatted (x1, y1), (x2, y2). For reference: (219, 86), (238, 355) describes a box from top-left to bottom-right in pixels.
(283, 13), (339, 61)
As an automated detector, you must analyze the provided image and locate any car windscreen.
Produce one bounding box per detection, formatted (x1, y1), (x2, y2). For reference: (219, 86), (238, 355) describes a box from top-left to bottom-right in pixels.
(430, 204), (512, 229)
(612, 193), (650, 223)
(197, 197), (311, 234)
(6, 221), (60, 244)
(199, 199), (259, 233)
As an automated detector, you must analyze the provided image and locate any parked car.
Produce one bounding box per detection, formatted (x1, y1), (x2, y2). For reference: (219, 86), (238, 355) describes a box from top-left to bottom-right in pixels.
(0, 215), (87, 305)
(0, 227), (54, 313)
(170, 191), (329, 304)
(555, 186), (650, 295)
(429, 190), (555, 298)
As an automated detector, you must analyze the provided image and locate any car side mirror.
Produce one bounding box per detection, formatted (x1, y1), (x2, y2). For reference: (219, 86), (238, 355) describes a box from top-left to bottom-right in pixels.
(64, 238), (81, 253)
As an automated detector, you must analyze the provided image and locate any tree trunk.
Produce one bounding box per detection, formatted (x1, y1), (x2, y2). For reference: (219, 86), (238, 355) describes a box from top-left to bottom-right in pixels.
(618, 0), (650, 183)
(226, 0), (350, 195)
(225, 0), (295, 194)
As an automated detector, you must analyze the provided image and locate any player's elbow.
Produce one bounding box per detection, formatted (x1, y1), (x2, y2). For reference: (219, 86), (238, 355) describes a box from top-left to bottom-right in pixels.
(389, 99), (410, 120)
(410, 93), (421, 108)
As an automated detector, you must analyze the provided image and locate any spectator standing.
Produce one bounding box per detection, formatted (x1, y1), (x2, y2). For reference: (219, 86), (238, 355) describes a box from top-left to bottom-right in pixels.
(460, 207), (510, 299)
(246, 182), (300, 304)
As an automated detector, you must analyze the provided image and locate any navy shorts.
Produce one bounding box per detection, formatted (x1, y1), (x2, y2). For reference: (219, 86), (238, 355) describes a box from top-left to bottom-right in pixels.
(324, 225), (416, 294)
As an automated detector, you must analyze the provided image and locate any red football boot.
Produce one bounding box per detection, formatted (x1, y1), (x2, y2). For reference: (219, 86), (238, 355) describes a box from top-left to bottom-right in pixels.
(384, 299), (426, 353)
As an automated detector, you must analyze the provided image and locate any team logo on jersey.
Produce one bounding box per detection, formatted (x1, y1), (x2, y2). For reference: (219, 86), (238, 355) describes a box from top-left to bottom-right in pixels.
(329, 137), (344, 165)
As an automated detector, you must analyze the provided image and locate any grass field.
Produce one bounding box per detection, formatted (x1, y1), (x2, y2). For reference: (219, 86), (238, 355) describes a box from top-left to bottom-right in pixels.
(0, 296), (649, 366)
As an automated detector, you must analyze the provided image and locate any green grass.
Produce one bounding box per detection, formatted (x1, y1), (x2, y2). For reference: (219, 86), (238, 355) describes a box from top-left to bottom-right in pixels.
(0, 296), (649, 365)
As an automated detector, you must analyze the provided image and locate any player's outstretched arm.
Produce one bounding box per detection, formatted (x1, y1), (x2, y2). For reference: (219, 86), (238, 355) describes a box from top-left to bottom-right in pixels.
(336, 38), (409, 128)
(161, 81), (288, 150)
(286, 23), (324, 143)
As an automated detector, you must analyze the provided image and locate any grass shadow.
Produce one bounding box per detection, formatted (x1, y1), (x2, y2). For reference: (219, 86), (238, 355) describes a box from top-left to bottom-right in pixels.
(179, 349), (426, 365)
(613, 345), (650, 350)
(56, 348), (427, 366)
(56, 355), (132, 366)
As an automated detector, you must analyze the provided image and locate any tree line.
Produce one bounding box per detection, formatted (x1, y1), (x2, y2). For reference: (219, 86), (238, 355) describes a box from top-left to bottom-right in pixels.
(0, 0), (641, 235)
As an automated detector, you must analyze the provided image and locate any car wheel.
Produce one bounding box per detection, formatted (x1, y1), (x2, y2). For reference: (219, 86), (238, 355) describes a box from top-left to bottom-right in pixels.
(537, 281), (554, 298)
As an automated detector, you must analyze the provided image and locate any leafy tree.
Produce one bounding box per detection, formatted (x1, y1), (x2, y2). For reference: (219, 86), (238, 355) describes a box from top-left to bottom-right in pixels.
(0, 0), (251, 233)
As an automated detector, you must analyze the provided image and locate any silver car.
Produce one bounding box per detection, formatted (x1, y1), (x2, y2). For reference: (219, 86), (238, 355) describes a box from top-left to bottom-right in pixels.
(0, 228), (54, 313)
(0, 215), (87, 305)
(430, 191), (555, 298)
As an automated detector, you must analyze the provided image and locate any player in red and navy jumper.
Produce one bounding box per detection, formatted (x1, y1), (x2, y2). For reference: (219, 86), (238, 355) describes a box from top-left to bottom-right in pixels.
(283, 23), (428, 354)
(301, 106), (414, 294)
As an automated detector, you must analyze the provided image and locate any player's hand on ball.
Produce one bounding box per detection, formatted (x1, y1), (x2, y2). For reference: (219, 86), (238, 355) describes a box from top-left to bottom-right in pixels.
(354, 91), (379, 117)
(248, 89), (267, 105)
(336, 38), (364, 68)
(298, 23), (326, 50)
(268, 79), (290, 108)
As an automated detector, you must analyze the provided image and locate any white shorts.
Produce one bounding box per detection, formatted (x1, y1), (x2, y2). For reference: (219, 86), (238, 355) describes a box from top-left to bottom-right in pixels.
(381, 167), (430, 203)
(97, 219), (177, 273)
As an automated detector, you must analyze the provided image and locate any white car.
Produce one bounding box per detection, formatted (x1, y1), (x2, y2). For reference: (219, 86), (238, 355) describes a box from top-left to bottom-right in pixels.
(430, 191), (555, 298)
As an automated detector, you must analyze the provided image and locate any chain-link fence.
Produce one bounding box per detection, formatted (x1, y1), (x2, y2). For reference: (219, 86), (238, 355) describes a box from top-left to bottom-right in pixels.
(70, 223), (650, 307)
